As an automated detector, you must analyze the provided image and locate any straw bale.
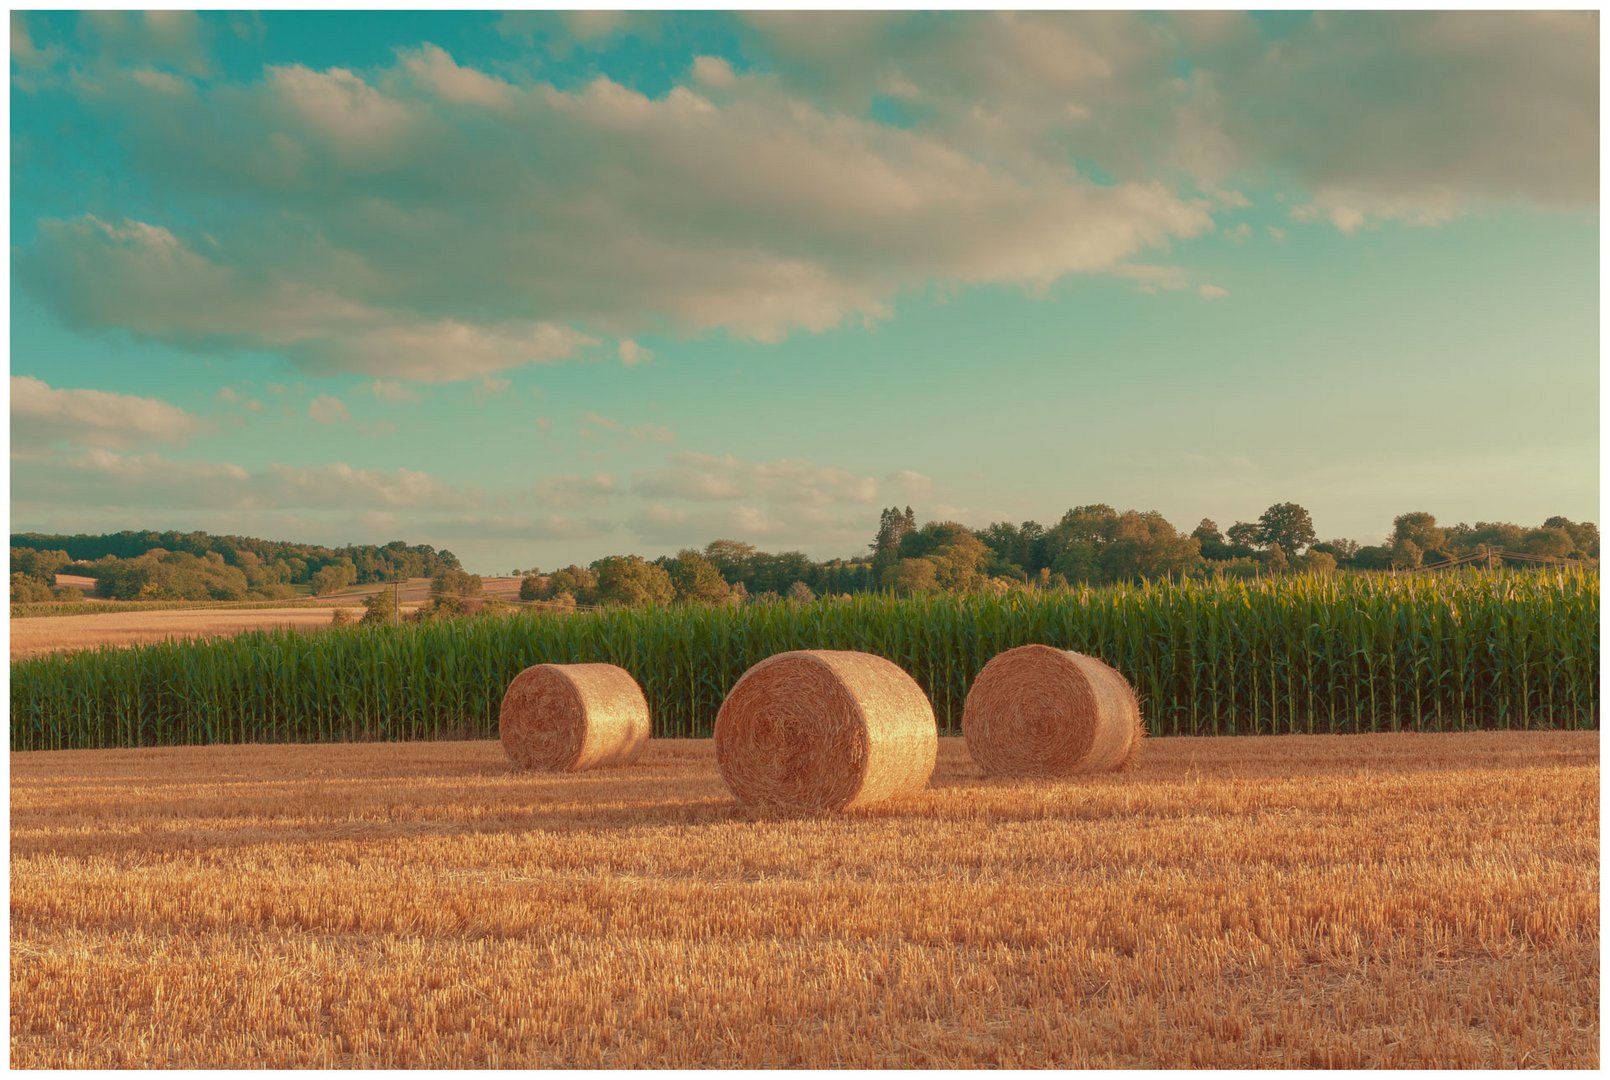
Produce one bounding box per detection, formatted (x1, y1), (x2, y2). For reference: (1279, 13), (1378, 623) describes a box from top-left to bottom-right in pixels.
(499, 663), (650, 771)
(714, 650), (937, 811)
(962, 645), (1143, 777)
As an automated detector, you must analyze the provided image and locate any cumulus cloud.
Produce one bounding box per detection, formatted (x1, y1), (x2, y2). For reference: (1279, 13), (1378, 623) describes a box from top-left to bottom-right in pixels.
(744, 11), (1596, 228)
(535, 472), (618, 508)
(396, 43), (514, 110)
(1198, 284), (1230, 300)
(307, 394), (351, 424)
(216, 386), (264, 412)
(11, 374), (204, 449)
(617, 339), (653, 366)
(18, 215), (596, 381)
(63, 10), (214, 80)
(11, 446), (474, 515)
(1177, 11), (1597, 227)
(16, 45), (1213, 378)
(579, 411), (676, 445)
(12, 11), (1591, 390)
(369, 380), (421, 404)
(632, 451), (922, 508)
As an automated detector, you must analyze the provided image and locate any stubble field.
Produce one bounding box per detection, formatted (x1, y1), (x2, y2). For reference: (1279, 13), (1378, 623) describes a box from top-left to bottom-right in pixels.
(10, 731), (1598, 1068)
(9, 607), (368, 659)
(9, 576), (529, 659)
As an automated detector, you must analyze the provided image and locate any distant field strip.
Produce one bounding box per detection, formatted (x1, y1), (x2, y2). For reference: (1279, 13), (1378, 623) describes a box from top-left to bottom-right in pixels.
(10, 733), (1598, 1067)
(8, 607), (369, 661)
(10, 571), (1598, 750)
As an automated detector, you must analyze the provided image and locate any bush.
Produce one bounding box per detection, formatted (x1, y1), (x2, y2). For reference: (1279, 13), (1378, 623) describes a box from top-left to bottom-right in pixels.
(360, 589), (401, 626)
(593, 556), (674, 607)
(11, 573), (53, 603)
(432, 569), (483, 598)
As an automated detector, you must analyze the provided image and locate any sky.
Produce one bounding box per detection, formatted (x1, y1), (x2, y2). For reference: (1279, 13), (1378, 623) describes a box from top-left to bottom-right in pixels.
(8, 10), (1600, 574)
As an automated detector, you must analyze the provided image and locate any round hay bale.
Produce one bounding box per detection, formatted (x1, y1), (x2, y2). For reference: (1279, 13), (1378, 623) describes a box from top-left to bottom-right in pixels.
(714, 650), (937, 811)
(962, 645), (1143, 777)
(499, 663), (650, 772)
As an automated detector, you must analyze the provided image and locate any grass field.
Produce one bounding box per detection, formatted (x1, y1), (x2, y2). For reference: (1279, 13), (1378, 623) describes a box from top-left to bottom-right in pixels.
(11, 731), (1597, 1068)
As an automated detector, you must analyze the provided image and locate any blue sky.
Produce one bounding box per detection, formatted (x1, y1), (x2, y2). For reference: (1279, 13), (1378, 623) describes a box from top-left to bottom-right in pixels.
(9, 10), (1599, 573)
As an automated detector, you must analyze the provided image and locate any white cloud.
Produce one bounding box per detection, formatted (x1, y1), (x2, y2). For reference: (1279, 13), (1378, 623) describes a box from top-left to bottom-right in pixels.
(397, 43), (514, 110)
(11, 374), (203, 449)
(579, 411), (676, 445)
(307, 394), (351, 424)
(535, 472), (618, 508)
(18, 215), (596, 381)
(75, 10), (212, 77)
(215, 385), (264, 412)
(1183, 12), (1596, 228)
(369, 380), (421, 404)
(1198, 284), (1230, 300)
(563, 11), (630, 41)
(692, 55), (736, 88)
(11, 446), (474, 515)
(617, 339), (653, 366)
(19, 46), (1214, 376)
(1114, 263), (1191, 293)
(744, 11), (1595, 230)
(11, 13), (61, 71)
(633, 451), (883, 506)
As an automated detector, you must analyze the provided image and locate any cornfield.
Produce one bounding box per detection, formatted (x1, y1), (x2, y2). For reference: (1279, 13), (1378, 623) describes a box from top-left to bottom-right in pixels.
(11, 569), (1598, 751)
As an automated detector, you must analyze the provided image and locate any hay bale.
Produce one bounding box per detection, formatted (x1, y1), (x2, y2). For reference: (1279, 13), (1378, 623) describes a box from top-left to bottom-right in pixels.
(962, 644), (1143, 777)
(499, 663), (650, 772)
(714, 650), (937, 811)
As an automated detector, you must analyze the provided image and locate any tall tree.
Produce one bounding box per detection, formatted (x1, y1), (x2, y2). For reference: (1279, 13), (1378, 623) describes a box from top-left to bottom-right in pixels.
(702, 539), (756, 584)
(1255, 503), (1317, 557)
(592, 556), (674, 606)
(663, 550), (733, 604)
(1390, 512), (1447, 560)
(871, 507), (917, 573)
(1191, 519), (1228, 560)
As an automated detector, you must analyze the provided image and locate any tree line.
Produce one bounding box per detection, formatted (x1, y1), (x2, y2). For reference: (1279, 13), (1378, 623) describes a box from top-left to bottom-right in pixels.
(513, 503), (1598, 607)
(9, 530), (462, 603)
(11, 505), (1598, 606)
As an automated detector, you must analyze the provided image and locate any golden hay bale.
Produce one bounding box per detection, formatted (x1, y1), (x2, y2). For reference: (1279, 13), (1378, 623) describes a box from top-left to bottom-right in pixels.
(962, 644), (1144, 777)
(714, 650), (937, 811)
(499, 663), (651, 772)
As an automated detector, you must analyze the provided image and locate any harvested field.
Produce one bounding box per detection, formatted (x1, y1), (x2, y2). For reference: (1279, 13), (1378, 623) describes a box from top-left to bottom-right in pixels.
(8, 575), (530, 659)
(8, 607), (368, 659)
(11, 731), (1598, 1068)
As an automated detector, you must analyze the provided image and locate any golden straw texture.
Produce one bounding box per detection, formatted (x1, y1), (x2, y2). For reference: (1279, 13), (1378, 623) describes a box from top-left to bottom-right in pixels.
(963, 644), (1144, 777)
(498, 663), (650, 772)
(714, 650), (937, 811)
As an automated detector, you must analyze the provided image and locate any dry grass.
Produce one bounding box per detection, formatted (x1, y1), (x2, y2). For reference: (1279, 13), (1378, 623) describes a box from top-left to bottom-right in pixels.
(11, 732), (1598, 1068)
